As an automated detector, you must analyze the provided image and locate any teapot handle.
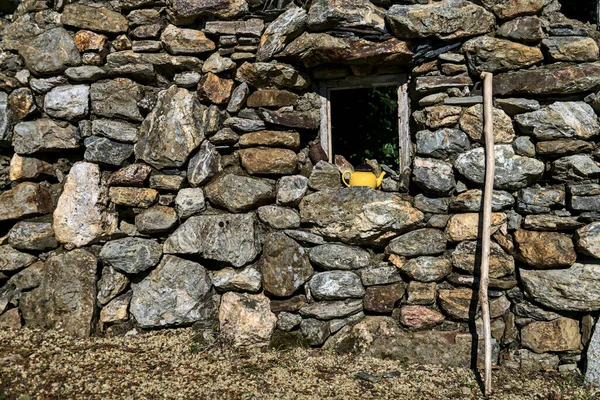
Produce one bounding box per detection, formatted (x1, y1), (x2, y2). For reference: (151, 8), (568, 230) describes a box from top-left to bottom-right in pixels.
(342, 170), (352, 187)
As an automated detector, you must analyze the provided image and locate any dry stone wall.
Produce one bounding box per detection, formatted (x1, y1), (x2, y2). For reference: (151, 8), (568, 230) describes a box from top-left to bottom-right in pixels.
(1, 0), (600, 377)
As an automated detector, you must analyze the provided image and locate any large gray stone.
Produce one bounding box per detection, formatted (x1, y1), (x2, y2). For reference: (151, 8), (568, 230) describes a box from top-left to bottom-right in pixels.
(278, 32), (412, 68)
(412, 157), (455, 195)
(90, 78), (144, 122)
(130, 255), (213, 328)
(455, 145), (544, 190)
(307, 0), (385, 31)
(386, 0), (495, 40)
(515, 102), (599, 141)
(205, 174), (275, 213)
(235, 62), (309, 90)
(13, 119), (79, 155)
(19, 249), (97, 337)
(256, 6), (307, 62)
(18, 27), (80, 75)
(100, 238), (162, 275)
(309, 244), (371, 271)
(308, 271), (365, 300)
(164, 213), (261, 268)
(135, 85), (205, 170)
(44, 85), (89, 121)
(386, 228), (447, 257)
(53, 162), (117, 248)
(493, 62), (600, 97)
(415, 128), (470, 160)
(324, 316), (498, 368)
(299, 187), (424, 245)
(552, 155), (600, 182)
(167, 0), (249, 20)
(520, 263), (600, 312)
(84, 137), (134, 166)
(259, 233), (313, 297)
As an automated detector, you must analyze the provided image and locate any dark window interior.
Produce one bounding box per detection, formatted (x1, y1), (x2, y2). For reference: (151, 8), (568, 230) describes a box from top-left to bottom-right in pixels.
(559, 1), (597, 24)
(330, 86), (399, 171)
(0, 0), (19, 13)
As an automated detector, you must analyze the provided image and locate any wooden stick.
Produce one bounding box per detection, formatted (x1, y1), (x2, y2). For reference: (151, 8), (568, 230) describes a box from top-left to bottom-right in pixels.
(480, 71), (495, 397)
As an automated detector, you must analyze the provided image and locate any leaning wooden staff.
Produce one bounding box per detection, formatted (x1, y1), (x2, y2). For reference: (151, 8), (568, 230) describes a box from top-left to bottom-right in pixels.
(480, 71), (495, 397)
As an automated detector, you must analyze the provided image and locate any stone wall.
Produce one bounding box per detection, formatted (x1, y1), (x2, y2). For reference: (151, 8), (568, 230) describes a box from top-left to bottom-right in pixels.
(1, 0), (600, 375)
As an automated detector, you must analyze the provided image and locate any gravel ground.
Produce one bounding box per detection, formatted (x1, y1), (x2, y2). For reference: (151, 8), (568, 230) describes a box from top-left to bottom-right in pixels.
(0, 327), (598, 400)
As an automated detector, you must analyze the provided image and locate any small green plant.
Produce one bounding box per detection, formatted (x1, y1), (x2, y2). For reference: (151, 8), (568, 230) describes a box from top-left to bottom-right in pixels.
(188, 343), (202, 354)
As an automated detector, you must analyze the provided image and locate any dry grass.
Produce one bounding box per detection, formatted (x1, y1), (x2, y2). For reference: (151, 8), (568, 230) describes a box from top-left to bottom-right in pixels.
(0, 327), (598, 400)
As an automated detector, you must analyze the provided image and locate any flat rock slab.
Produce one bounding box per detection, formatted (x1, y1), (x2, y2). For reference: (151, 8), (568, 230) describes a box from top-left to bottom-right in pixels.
(493, 62), (600, 96)
(386, 0), (494, 40)
(130, 255), (213, 328)
(164, 213), (261, 268)
(324, 316), (498, 368)
(279, 33), (412, 68)
(100, 237), (162, 275)
(299, 187), (424, 245)
(520, 263), (600, 312)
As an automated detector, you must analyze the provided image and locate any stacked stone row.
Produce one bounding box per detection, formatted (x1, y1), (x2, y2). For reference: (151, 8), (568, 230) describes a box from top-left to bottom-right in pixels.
(1, 0), (600, 373)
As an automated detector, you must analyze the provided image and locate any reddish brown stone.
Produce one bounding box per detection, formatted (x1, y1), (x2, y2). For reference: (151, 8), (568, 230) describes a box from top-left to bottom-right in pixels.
(399, 305), (444, 329)
(239, 148), (297, 175)
(74, 30), (107, 52)
(514, 229), (576, 269)
(363, 283), (405, 313)
(197, 73), (234, 105)
(7, 88), (35, 121)
(0, 182), (53, 222)
(246, 90), (298, 108)
(108, 164), (153, 187)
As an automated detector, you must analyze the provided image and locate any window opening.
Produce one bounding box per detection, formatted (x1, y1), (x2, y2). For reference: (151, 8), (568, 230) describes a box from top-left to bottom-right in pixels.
(319, 74), (411, 189)
(330, 86), (400, 171)
(558, 1), (598, 24)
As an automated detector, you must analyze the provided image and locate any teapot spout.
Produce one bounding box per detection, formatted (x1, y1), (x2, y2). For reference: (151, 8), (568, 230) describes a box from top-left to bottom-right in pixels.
(376, 171), (386, 188)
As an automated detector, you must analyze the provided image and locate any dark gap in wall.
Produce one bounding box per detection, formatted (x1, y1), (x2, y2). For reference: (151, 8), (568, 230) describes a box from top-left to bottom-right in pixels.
(558, 0), (597, 24)
(330, 86), (399, 171)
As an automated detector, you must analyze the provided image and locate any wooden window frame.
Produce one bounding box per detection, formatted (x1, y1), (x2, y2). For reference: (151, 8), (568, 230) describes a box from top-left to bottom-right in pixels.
(318, 74), (411, 189)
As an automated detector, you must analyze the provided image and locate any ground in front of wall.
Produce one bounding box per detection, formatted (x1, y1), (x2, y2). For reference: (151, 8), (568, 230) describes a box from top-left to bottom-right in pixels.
(0, 328), (597, 400)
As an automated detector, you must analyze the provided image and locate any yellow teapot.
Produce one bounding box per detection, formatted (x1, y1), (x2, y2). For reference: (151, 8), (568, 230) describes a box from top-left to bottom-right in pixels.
(342, 161), (386, 189)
